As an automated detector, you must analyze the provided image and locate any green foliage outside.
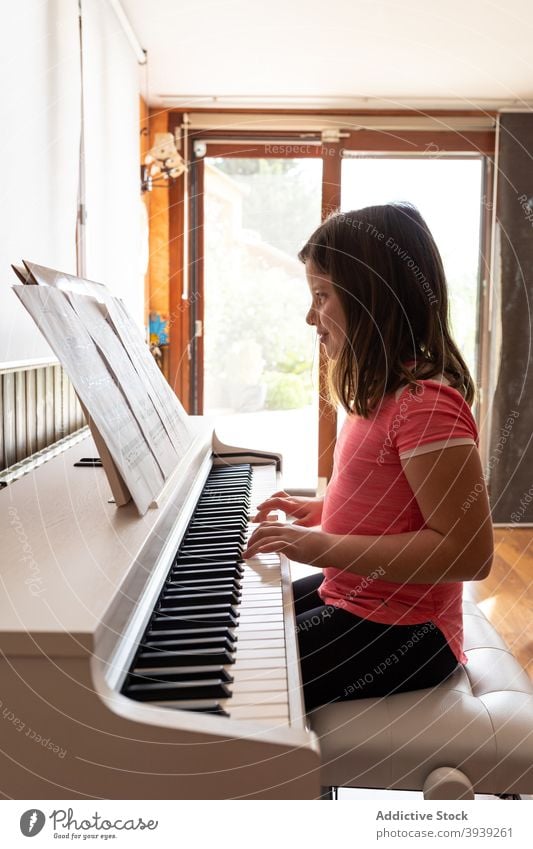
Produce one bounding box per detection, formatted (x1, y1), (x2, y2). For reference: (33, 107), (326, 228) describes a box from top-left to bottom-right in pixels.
(264, 371), (311, 410)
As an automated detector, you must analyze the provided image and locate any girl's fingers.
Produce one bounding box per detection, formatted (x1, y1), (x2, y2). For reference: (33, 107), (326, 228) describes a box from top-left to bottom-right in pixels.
(244, 540), (288, 557)
(255, 491), (288, 508)
(252, 508), (279, 522)
(255, 497), (290, 513)
(244, 524), (289, 557)
(246, 523), (283, 545)
(252, 497), (296, 522)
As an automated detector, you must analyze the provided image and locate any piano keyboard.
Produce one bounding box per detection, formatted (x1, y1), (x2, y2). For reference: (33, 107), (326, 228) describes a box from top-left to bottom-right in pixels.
(121, 462), (295, 725)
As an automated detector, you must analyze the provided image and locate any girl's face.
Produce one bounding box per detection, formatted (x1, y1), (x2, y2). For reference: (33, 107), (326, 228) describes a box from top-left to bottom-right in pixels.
(305, 263), (347, 360)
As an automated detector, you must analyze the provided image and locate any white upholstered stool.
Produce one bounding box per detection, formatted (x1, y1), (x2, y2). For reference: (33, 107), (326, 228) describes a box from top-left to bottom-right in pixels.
(310, 601), (533, 799)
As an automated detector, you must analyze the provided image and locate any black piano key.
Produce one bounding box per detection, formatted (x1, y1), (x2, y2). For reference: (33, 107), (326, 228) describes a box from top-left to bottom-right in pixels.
(184, 532), (247, 545)
(174, 554), (242, 565)
(178, 546), (242, 558)
(159, 590), (240, 606)
(196, 498), (249, 504)
(191, 519), (247, 530)
(187, 529), (246, 539)
(190, 528), (245, 536)
(205, 471), (250, 478)
(202, 471), (249, 478)
(135, 648), (234, 667)
(200, 478), (250, 490)
(196, 490), (247, 496)
(191, 514), (245, 523)
(142, 636), (234, 652)
(179, 539), (242, 547)
(192, 504), (247, 513)
(198, 500), (249, 509)
(204, 472), (250, 478)
(156, 602), (239, 617)
(170, 572), (244, 585)
(146, 627), (236, 644)
(127, 666), (234, 685)
(169, 567), (244, 579)
(164, 581), (241, 593)
(125, 679), (232, 701)
(188, 521), (247, 531)
(179, 547), (244, 556)
(199, 478), (250, 490)
(194, 498), (247, 505)
(204, 474), (249, 480)
(150, 613), (239, 629)
(164, 578), (241, 591)
(174, 558), (242, 569)
(207, 485), (249, 490)
(164, 589), (241, 603)
(181, 543), (246, 557)
(166, 570), (242, 581)
(150, 700), (229, 716)
(192, 505), (248, 514)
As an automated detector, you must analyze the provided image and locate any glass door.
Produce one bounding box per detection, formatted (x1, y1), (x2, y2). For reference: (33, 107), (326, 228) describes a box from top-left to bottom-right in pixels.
(202, 156), (323, 490)
(341, 155), (484, 382)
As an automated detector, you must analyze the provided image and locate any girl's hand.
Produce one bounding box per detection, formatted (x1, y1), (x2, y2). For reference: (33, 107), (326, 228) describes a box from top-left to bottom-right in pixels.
(243, 522), (327, 566)
(252, 490), (324, 526)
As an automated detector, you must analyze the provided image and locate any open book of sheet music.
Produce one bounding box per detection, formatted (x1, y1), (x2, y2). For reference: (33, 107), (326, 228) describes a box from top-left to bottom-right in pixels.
(12, 261), (193, 515)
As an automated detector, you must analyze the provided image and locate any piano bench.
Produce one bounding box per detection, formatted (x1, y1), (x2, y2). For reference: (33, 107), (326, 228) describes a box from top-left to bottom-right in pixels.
(309, 600), (533, 800)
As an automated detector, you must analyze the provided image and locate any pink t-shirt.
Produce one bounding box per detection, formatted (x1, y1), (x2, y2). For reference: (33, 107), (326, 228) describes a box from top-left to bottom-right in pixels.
(318, 377), (479, 664)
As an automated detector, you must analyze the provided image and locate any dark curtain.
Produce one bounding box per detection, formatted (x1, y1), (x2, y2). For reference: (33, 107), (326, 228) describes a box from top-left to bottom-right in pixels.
(487, 113), (533, 523)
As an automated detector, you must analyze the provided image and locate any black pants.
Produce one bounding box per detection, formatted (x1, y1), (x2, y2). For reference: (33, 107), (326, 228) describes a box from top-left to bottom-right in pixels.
(294, 574), (458, 712)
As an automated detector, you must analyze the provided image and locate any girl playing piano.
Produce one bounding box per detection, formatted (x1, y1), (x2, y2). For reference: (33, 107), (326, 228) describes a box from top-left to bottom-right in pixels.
(243, 202), (493, 712)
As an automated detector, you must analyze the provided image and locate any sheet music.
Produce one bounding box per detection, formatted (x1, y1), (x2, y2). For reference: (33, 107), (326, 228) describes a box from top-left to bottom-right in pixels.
(22, 261), (192, 458)
(13, 285), (164, 515)
(64, 294), (181, 478)
(23, 260), (108, 299)
(105, 297), (192, 456)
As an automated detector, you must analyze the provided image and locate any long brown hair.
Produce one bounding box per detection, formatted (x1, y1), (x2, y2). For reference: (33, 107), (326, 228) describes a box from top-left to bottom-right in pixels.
(298, 202), (475, 417)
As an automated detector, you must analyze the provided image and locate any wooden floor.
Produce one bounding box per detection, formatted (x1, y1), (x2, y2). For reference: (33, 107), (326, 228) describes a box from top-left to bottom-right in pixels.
(466, 526), (533, 681)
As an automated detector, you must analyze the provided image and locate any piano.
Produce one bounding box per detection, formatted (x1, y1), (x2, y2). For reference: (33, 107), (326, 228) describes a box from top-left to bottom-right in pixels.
(0, 420), (320, 799)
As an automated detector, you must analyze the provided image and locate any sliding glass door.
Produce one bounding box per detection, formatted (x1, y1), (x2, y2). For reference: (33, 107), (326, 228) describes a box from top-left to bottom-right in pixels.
(189, 141), (488, 488)
(202, 156), (323, 490)
(341, 155), (484, 382)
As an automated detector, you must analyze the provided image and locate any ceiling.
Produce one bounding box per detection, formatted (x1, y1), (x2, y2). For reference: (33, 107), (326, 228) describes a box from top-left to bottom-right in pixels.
(121, 0), (533, 111)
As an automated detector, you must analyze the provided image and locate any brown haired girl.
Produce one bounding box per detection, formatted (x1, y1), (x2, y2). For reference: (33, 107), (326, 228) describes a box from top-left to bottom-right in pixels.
(243, 203), (493, 712)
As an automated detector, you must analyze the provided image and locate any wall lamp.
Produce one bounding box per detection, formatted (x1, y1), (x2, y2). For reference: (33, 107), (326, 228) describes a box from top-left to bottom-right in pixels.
(141, 132), (187, 192)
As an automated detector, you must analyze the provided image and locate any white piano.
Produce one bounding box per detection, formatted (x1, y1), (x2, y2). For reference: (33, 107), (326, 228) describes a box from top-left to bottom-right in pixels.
(0, 421), (320, 799)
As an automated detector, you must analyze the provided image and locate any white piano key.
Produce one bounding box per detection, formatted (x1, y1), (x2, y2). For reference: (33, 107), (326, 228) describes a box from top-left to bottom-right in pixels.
(232, 678), (288, 693)
(230, 691), (288, 706)
(229, 705), (290, 721)
(237, 613), (284, 623)
(234, 638), (285, 650)
(232, 657), (287, 671)
(234, 668), (287, 683)
(235, 618), (283, 634)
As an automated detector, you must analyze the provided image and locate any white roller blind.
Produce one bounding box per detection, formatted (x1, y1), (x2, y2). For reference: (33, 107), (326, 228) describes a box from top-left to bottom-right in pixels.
(82, 0), (144, 328)
(0, 1), (80, 365)
(187, 113), (495, 133)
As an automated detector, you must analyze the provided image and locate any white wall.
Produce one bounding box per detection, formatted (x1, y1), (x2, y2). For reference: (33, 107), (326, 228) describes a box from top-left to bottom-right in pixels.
(83, 0), (145, 324)
(0, 0), (144, 367)
(0, 0), (80, 364)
